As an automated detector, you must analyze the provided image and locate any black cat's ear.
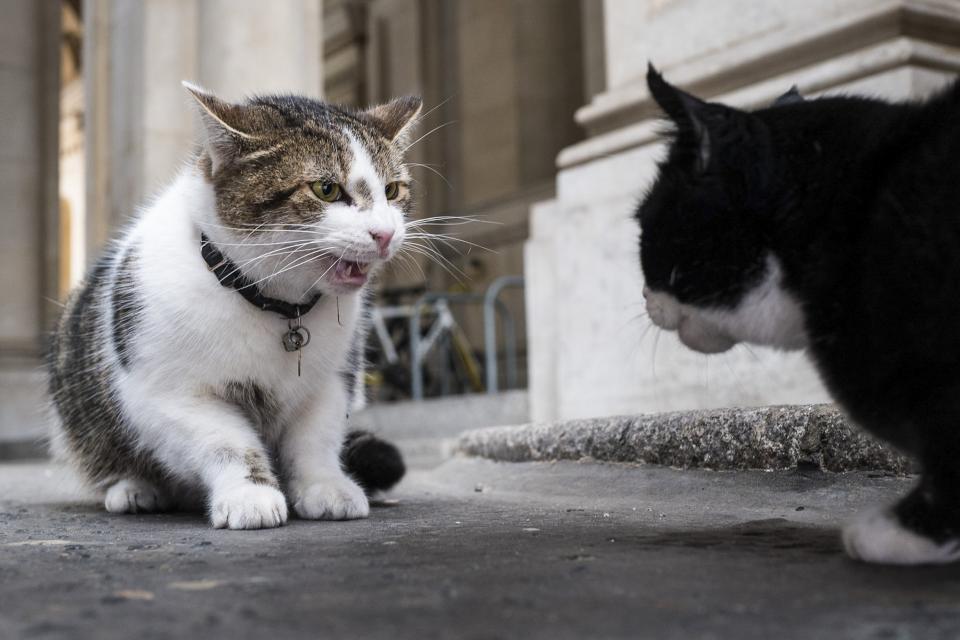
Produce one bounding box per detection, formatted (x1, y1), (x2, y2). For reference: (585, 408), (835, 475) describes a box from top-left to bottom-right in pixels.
(183, 81), (259, 173)
(647, 63), (714, 173)
(774, 85), (805, 106)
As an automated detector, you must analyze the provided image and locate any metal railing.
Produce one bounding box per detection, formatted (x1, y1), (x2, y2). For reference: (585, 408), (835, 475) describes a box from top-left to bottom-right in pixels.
(369, 276), (525, 400)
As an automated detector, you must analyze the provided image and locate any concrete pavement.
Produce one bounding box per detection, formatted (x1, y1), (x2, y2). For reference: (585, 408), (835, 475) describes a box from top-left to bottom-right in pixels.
(2, 457), (959, 640)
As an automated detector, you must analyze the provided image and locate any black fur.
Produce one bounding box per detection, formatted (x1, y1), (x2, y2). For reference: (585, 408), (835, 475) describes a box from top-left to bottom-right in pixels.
(111, 247), (144, 369)
(341, 296), (373, 414)
(638, 66), (960, 545)
(48, 251), (168, 488)
(340, 430), (405, 494)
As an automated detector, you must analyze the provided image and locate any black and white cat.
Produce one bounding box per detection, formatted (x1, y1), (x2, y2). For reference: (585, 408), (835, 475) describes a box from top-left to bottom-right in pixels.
(48, 84), (418, 529)
(638, 64), (960, 565)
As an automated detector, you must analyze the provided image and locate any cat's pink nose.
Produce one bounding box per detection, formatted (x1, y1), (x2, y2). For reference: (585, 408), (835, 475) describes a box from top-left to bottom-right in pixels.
(370, 230), (394, 257)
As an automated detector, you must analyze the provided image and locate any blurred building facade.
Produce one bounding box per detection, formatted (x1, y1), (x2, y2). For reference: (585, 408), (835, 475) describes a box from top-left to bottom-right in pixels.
(1, 0), (959, 446)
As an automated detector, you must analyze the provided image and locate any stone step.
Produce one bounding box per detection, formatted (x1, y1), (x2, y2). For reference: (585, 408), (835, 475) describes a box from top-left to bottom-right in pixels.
(457, 404), (913, 474)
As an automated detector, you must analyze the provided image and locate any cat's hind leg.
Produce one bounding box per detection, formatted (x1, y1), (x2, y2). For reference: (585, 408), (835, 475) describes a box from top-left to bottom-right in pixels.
(843, 471), (960, 565)
(104, 478), (171, 514)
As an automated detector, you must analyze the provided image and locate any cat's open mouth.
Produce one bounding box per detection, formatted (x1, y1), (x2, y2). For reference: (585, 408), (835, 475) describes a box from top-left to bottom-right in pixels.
(332, 260), (373, 287)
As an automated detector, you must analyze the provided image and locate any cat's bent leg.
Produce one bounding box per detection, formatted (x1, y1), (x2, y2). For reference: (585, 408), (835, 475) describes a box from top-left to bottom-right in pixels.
(843, 471), (960, 565)
(131, 390), (288, 530)
(281, 380), (369, 521)
(104, 478), (170, 514)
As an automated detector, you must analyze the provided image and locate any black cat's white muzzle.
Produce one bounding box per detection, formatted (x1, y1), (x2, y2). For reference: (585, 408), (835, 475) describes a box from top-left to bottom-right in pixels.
(643, 287), (737, 354)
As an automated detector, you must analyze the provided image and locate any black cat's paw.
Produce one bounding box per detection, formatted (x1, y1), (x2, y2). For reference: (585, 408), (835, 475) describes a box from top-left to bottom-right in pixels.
(842, 508), (960, 565)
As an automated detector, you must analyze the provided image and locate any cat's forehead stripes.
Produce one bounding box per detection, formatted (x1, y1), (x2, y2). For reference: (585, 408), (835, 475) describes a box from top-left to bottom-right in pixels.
(345, 131), (387, 208)
(236, 141), (288, 164)
(195, 91), (412, 229)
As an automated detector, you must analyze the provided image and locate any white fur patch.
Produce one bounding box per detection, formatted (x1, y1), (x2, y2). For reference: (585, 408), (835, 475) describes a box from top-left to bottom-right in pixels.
(843, 508), (960, 565)
(291, 477), (370, 521)
(210, 483), (288, 530)
(645, 254), (808, 353)
(346, 131), (387, 205)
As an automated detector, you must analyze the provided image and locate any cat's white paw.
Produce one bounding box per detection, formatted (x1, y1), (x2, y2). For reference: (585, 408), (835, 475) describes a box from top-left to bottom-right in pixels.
(104, 478), (168, 514)
(210, 483), (288, 530)
(292, 478), (369, 521)
(843, 508), (960, 565)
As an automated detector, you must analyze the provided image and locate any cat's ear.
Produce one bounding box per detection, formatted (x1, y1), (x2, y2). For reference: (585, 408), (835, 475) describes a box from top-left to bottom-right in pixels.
(774, 85), (805, 106)
(365, 96), (422, 144)
(646, 64), (718, 173)
(183, 81), (257, 173)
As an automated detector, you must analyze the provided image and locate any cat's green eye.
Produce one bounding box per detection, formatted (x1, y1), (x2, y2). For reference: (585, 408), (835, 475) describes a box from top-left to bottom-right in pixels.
(311, 182), (342, 203)
(384, 181), (402, 200)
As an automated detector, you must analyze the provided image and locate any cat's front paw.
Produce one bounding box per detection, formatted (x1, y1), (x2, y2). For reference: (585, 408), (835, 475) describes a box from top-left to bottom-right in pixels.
(210, 483), (288, 530)
(843, 508), (960, 565)
(292, 478), (369, 521)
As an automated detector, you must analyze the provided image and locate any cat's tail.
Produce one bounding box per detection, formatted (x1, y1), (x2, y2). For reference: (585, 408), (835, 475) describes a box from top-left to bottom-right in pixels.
(340, 430), (406, 494)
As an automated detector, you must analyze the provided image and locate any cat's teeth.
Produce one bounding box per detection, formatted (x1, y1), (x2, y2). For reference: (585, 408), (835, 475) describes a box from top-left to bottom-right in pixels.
(358, 263), (371, 274)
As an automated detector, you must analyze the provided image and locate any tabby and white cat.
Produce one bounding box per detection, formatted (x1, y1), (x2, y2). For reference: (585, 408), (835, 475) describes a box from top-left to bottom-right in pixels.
(639, 65), (960, 565)
(48, 84), (418, 529)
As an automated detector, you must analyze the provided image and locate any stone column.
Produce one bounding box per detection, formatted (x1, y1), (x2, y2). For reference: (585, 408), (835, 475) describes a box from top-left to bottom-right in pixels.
(0, 0), (61, 448)
(84, 0), (323, 258)
(527, 0), (960, 422)
(197, 0), (322, 100)
(84, 0), (198, 256)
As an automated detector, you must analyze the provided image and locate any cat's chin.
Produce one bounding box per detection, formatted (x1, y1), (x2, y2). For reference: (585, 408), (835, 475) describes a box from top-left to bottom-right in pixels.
(677, 317), (736, 354)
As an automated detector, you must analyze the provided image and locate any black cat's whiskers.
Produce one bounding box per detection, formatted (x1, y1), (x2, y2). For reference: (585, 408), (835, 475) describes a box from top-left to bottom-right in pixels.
(738, 343), (762, 363)
(650, 327), (663, 380)
(718, 352), (751, 399)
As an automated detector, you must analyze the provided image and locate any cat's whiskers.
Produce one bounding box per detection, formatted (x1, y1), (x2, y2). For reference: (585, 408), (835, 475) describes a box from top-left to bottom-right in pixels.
(651, 327), (663, 380)
(197, 220), (327, 236)
(392, 253), (425, 280)
(405, 239), (467, 268)
(406, 162), (452, 189)
(739, 343), (762, 363)
(416, 95), (453, 123)
(398, 241), (467, 281)
(207, 238), (320, 248)
(243, 247), (336, 293)
(229, 240), (320, 273)
(400, 120), (457, 155)
(404, 232), (494, 254)
(404, 214), (497, 228)
(299, 253), (347, 298)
